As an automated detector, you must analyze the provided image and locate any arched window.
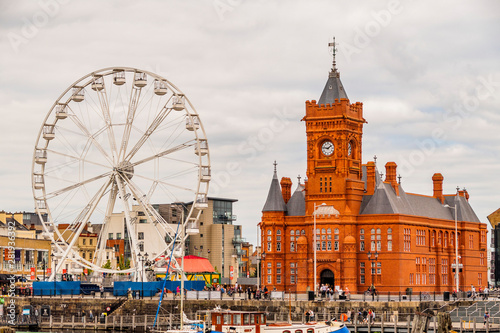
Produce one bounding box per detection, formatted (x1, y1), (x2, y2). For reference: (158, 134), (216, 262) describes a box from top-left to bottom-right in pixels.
(444, 231), (448, 247)
(290, 230), (295, 235)
(277, 230), (281, 235)
(431, 230), (436, 246)
(327, 228), (332, 234)
(450, 232), (455, 247)
(376, 228), (381, 234)
(301, 229), (305, 235)
(387, 228), (393, 251)
(438, 231), (443, 245)
(321, 228), (326, 234)
(267, 229), (272, 235)
(335, 228), (339, 234)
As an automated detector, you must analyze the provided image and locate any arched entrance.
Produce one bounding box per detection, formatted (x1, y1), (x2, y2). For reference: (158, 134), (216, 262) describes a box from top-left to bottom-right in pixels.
(320, 269), (335, 287)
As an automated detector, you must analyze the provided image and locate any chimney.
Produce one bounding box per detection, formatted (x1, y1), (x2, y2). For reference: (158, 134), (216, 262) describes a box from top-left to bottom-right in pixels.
(280, 177), (292, 204)
(432, 173), (444, 204)
(366, 161), (376, 195)
(385, 162), (399, 195)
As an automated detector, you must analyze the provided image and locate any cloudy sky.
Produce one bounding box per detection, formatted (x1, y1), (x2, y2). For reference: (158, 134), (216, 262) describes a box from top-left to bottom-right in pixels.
(1, 0), (499, 246)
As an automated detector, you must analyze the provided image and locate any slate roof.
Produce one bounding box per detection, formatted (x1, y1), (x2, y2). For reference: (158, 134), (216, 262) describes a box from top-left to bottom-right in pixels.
(360, 178), (481, 223)
(287, 184), (306, 216)
(318, 69), (348, 105)
(262, 169), (287, 212)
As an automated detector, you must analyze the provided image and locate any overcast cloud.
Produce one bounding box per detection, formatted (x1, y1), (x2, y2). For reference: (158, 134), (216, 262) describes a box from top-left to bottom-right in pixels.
(1, 0), (499, 246)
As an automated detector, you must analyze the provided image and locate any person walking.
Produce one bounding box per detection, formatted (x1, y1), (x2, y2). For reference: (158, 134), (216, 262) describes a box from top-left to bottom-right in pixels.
(484, 311), (489, 325)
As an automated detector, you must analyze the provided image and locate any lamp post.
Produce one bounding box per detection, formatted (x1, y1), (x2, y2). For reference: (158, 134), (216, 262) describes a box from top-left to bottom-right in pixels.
(367, 250), (379, 301)
(50, 253), (56, 296)
(261, 252), (266, 291)
(42, 259), (46, 281)
(138, 253), (148, 299)
(444, 190), (460, 295)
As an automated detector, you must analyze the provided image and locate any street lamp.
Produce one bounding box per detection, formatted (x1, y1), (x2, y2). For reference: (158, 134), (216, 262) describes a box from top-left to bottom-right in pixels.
(50, 253), (56, 296)
(367, 250), (379, 300)
(312, 203), (338, 297)
(42, 259), (46, 281)
(138, 253), (148, 299)
(444, 190), (460, 295)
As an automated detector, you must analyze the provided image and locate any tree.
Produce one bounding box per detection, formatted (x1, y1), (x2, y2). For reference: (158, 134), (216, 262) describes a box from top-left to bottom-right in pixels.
(102, 260), (112, 269)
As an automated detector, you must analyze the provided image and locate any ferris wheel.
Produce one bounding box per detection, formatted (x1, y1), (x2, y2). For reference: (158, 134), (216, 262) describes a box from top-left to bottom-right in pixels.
(31, 67), (210, 280)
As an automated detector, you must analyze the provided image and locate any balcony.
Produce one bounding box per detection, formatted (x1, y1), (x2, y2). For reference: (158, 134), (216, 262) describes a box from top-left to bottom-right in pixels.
(232, 236), (246, 244)
(232, 249), (245, 256)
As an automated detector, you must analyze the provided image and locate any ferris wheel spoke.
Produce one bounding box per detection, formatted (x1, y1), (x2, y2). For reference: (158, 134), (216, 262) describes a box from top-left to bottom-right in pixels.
(125, 105), (174, 162)
(45, 171), (113, 200)
(121, 175), (179, 237)
(118, 86), (142, 161)
(55, 176), (113, 276)
(130, 140), (196, 168)
(66, 112), (114, 166)
(131, 172), (196, 193)
(95, 85), (119, 164)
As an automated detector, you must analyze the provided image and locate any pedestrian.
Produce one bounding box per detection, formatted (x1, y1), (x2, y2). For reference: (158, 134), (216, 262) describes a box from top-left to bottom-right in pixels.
(483, 286), (489, 300)
(89, 310), (94, 321)
(484, 311), (489, 325)
(346, 309), (352, 323)
(81, 310), (86, 323)
(247, 287), (252, 300)
(305, 310), (310, 322)
(309, 310), (315, 321)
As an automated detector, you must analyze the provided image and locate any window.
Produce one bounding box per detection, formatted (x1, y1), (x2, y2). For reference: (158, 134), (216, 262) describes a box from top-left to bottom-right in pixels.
(139, 243), (144, 251)
(267, 268), (272, 274)
(409, 273), (414, 285)
(109, 233), (113, 240)
(139, 219), (147, 223)
(376, 240), (381, 251)
(438, 231), (442, 245)
(480, 253), (485, 265)
(360, 264), (365, 284)
(431, 230), (436, 247)
(276, 236), (281, 241)
(291, 275), (295, 284)
(82, 239), (86, 245)
(360, 241), (365, 251)
(451, 232), (455, 247)
(277, 229), (281, 235)
(478, 273), (482, 286)
(327, 241), (332, 251)
(290, 230), (295, 235)
(334, 241), (339, 251)
(322, 228), (326, 234)
(82, 252), (86, 259)
(404, 228), (411, 252)
(267, 275), (272, 284)
(90, 239), (93, 245)
(267, 236), (272, 241)
(444, 232), (448, 247)
(316, 241), (320, 251)
(469, 234), (474, 249)
(243, 314), (250, 325)
(327, 228), (331, 234)
(267, 229), (272, 235)
(267, 242), (271, 252)
(277, 268), (281, 274)
(277, 262), (281, 268)
(371, 241), (375, 251)
(267, 262), (272, 268)
(301, 230), (305, 235)
(481, 230), (486, 243)
(234, 314), (241, 325)
(290, 242), (295, 252)
(277, 242), (281, 252)
(429, 258), (436, 285)
(277, 275), (281, 284)
(138, 232), (144, 240)
(322, 241), (326, 251)
(224, 314), (230, 324)
(387, 241), (392, 251)
(116, 233), (122, 240)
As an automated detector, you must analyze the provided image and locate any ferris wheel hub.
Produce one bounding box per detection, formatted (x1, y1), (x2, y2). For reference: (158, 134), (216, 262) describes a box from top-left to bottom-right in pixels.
(116, 160), (134, 179)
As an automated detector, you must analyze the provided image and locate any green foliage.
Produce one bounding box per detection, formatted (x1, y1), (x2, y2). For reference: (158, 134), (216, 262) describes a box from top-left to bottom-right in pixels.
(102, 260), (112, 269)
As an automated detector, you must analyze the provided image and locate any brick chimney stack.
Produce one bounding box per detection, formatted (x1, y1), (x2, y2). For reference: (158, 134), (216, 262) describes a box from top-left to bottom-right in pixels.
(432, 173), (444, 203)
(366, 161), (376, 195)
(385, 162), (399, 195)
(280, 177), (292, 204)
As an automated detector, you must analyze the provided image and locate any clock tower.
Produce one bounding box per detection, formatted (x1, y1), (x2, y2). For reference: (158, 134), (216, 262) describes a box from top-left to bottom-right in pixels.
(303, 39), (366, 216)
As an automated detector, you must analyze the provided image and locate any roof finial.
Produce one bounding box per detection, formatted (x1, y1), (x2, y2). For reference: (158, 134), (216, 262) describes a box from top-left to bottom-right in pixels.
(273, 160), (277, 173)
(398, 174), (402, 184)
(373, 154), (377, 165)
(328, 37), (338, 73)
(297, 174), (301, 184)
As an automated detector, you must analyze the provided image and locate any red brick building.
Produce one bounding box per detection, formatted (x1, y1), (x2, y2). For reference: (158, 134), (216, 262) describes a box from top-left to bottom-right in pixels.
(259, 47), (488, 294)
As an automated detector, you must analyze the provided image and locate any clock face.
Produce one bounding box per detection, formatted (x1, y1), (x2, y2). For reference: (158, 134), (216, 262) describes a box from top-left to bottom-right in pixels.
(321, 140), (334, 156)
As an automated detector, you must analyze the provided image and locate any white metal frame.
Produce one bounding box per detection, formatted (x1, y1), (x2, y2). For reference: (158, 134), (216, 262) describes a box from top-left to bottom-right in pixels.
(31, 67), (210, 281)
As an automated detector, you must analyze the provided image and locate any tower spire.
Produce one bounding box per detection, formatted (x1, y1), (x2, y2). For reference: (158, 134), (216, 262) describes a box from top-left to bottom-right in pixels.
(328, 37), (338, 74)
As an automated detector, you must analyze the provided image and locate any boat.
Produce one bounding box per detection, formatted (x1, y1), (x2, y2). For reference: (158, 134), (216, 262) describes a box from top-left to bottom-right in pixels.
(207, 309), (349, 333)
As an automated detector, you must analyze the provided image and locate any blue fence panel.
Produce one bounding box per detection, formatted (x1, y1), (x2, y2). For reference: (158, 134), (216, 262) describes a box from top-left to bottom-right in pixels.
(33, 281), (81, 296)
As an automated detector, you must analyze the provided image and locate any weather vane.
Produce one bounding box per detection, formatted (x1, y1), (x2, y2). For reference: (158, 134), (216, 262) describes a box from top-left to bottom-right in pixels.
(328, 37), (338, 72)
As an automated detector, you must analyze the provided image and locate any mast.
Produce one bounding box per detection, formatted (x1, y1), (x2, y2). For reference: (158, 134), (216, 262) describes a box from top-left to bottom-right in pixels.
(180, 208), (185, 330)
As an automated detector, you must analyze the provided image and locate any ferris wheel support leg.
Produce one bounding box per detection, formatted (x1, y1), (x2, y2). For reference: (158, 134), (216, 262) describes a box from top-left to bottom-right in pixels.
(115, 174), (143, 282)
(55, 177), (113, 280)
(94, 182), (118, 268)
